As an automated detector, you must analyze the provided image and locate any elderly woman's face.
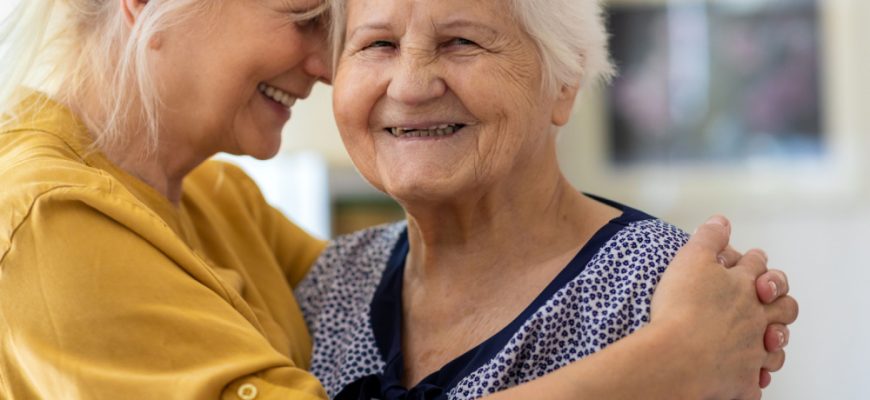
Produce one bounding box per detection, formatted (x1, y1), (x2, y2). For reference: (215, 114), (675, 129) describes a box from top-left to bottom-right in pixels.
(333, 0), (576, 202)
(152, 0), (329, 160)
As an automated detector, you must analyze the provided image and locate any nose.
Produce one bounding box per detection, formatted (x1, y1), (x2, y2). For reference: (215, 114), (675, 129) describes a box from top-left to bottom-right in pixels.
(304, 43), (333, 85)
(386, 53), (447, 106)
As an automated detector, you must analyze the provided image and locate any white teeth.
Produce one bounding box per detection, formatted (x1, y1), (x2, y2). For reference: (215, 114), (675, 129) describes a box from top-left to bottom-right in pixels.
(388, 124), (463, 138)
(258, 83), (296, 108)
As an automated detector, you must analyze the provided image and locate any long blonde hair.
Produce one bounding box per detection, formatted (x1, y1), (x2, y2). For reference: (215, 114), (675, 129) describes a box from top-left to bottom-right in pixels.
(0, 0), (214, 154)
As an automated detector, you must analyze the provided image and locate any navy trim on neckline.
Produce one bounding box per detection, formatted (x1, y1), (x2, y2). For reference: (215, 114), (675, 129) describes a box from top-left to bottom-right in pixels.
(363, 196), (654, 399)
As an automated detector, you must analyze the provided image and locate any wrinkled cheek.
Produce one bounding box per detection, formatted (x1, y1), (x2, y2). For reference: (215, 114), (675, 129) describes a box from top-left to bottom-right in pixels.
(477, 115), (515, 180)
(334, 69), (377, 134)
(334, 97), (379, 185)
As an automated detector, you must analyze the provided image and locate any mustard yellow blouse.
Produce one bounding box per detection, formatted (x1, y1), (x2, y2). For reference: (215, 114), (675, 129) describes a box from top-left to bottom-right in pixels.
(0, 94), (328, 399)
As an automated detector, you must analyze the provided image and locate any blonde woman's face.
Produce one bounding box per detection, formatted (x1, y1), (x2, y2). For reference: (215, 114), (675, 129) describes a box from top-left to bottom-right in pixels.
(150, 0), (330, 160)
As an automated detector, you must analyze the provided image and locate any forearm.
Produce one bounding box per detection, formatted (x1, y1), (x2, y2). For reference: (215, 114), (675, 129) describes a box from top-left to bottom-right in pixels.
(485, 321), (704, 400)
(489, 217), (800, 400)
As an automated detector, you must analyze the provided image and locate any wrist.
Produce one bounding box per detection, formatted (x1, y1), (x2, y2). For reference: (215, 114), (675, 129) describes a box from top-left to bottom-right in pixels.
(644, 319), (714, 399)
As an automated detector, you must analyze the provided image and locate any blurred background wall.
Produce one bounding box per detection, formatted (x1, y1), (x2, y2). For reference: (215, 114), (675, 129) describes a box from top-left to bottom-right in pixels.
(241, 0), (868, 398)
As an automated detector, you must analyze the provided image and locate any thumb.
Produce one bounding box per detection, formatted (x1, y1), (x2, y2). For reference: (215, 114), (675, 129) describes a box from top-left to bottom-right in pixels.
(682, 215), (732, 263)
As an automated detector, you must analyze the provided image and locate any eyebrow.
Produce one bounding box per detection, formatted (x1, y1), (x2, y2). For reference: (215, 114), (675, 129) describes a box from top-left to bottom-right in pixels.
(433, 19), (499, 38)
(347, 19), (500, 42)
(347, 22), (393, 42)
(283, 0), (328, 17)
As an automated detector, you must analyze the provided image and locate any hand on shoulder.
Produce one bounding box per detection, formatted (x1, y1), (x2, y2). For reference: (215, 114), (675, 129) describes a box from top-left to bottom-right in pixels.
(651, 216), (799, 399)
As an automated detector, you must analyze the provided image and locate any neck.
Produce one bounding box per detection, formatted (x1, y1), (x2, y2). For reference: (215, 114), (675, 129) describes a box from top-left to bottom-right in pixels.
(67, 93), (208, 205)
(402, 155), (610, 285)
(109, 141), (207, 204)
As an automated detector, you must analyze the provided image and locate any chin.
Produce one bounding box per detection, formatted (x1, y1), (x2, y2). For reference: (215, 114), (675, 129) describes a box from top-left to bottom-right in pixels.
(381, 171), (471, 206)
(239, 131), (283, 160)
(248, 145), (282, 160)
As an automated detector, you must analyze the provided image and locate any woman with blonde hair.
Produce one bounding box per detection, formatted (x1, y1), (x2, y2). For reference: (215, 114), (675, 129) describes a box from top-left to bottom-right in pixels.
(0, 0), (795, 399)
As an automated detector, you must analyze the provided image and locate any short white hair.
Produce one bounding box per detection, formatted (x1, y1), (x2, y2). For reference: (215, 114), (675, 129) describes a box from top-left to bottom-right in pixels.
(510, 0), (615, 93)
(329, 0), (615, 94)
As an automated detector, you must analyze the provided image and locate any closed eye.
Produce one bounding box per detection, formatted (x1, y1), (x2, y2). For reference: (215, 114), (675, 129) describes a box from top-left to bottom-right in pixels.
(294, 15), (323, 30)
(443, 37), (478, 48)
(364, 40), (398, 50)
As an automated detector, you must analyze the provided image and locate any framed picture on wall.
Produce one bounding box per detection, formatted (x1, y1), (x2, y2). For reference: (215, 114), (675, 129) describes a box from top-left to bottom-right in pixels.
(606, 0), (823, 165)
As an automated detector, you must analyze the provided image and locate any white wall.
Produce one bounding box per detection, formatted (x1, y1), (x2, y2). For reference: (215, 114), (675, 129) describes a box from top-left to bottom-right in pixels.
(282, 83), (353, 166)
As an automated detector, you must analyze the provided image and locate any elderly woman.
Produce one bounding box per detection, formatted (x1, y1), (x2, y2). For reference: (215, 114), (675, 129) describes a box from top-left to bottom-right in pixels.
(295, 0), (797, 399)
(0, 0), (795, 399)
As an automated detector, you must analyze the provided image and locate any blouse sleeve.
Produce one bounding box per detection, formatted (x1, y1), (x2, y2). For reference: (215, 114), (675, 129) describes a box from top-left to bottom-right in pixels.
(0, 189), (327, 399)
(215, 162), (327, 288)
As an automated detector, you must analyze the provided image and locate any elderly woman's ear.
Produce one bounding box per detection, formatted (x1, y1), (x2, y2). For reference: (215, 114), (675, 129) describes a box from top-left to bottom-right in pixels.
(551, 83), (580, 127)
(121, 0), (148, 26)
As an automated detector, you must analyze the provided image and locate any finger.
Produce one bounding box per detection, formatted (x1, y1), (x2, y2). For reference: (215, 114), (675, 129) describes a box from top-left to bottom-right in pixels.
(763, 350), (786, 373)
(764, 324), (790, 352)
(756, 269), (789, 304)
(686, 215), (732, 260)
(732, 248), (769, 278)
(765, 295), (799, 325)
(738, 365), (763, 400)
(759, 369), (772, 389)
(718, 246), (742, 268)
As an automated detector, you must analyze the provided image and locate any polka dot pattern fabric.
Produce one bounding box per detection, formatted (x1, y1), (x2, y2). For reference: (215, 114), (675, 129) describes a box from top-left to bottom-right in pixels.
(296, 215), (688, 399)
(448, 219), (687, 399)
(296, 223), (405, 396)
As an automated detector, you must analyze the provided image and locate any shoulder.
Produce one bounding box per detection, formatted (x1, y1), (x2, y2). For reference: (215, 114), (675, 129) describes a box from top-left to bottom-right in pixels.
(0, 123), (111, 196)
(577, 215), (690, 299)
(295, 222), (406, 312)
(304, 221), (406, 285)
(184, 160), (327, 286)
(182, 160), (279, 236)
(183, 160), (264, 214)
(0, 131), (139, 263)
(594, 217), (689, 272)
(0, 96), (154, 257)
(608, 218), (690, 258)
(325, 222), (407, 263)
(584, 218), (689, 296)
(294, 224), (403, 394)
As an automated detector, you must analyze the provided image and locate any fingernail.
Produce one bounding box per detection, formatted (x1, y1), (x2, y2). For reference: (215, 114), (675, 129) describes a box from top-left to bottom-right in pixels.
(777, 331), (785, 347)
(717, 255), (727, 266)
(768, 280), (778, 298)
(705, 216), (728, 227)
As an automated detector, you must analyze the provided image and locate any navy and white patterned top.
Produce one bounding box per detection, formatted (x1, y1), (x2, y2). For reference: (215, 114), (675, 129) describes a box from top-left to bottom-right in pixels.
(295, 197), (689, 400)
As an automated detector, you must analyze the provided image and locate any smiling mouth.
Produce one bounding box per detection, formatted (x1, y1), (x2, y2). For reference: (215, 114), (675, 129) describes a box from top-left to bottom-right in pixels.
(258, 82), (296, 108)
(386, 124), (467, 138)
